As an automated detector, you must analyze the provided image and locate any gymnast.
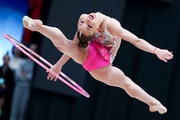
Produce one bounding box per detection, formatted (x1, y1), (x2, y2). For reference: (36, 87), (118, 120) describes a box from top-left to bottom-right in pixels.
(22, 12), (173, 114)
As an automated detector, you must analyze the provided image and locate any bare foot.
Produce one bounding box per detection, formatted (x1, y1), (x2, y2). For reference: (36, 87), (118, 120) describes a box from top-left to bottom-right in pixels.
(149, 102), (167, 114)
(22, 16), (42, 31)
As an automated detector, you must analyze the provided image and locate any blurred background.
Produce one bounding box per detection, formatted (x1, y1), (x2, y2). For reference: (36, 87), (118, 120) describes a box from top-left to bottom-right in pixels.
(0, 0), (180, 120)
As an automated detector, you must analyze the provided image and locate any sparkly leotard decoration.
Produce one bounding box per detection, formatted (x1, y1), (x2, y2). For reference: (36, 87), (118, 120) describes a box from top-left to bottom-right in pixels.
(83, 19), (118, 71)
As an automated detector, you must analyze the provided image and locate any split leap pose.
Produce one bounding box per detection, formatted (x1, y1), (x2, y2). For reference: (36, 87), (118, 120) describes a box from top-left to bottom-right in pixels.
(22, 12), (173, 114)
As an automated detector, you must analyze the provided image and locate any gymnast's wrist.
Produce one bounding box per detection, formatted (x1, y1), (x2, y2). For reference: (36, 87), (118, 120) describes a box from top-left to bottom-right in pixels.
(153, 47), (158, 54)
(152, 47), (157, 54)
(56, 64), (63, 68)
(54, 63), (62, 68)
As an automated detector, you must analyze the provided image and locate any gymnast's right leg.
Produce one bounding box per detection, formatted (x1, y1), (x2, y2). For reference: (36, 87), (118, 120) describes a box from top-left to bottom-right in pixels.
(22, 16), (85, 63)
(23, 16), (68, 52)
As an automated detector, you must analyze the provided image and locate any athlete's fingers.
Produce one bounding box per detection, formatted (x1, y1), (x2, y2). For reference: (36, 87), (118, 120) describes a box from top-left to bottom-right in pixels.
(164, 55), (172, 60)
(52, 72), (58, 80)
(47, 71), (54, 80)
(50, 76), (54, 80)
(47, 73), (51, 80)
(50, 72), (55, 80)
(54, 77), (57, 81)
(46, 70), (51, 80)
(162, 58), (167, 62)
(167, 51), (173, 56)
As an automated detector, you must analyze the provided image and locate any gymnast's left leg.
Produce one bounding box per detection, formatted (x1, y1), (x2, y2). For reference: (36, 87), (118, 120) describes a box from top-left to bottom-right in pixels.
(90, 66), (167, 114)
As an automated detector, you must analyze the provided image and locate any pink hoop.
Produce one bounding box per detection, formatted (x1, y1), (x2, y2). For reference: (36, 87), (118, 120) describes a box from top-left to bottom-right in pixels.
(4, 33), (90, 98)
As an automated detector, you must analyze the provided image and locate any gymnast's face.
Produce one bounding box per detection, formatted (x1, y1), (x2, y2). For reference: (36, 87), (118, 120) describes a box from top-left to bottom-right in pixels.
(77, 13), (100, 37)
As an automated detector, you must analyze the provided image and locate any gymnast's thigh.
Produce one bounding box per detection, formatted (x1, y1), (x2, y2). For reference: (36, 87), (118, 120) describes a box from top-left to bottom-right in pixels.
(90, 66), (125, 83)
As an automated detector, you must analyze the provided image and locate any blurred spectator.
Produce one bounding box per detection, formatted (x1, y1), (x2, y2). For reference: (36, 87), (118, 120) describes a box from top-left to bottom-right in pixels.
(0, 53), (14, 120)
(8, 46), (24, 72)
(9, 43), (38, 120)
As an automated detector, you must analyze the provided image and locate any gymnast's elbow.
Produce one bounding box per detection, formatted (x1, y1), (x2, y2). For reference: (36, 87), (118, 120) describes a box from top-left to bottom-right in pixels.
(54, 40), (68, 52)
(55, 43), (64, 51)
(133, 38), (141, 48)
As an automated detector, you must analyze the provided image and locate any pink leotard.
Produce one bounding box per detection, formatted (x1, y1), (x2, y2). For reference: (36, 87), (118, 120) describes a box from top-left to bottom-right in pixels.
(83, 19), (118, 71)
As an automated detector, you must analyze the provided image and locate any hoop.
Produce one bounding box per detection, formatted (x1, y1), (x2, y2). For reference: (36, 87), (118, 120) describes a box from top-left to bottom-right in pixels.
(4, 33), (90, 98)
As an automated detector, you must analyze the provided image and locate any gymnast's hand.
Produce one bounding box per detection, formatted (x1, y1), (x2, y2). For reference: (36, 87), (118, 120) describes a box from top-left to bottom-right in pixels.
(154, 48), (173, 62)
(47, 64), (62, 81)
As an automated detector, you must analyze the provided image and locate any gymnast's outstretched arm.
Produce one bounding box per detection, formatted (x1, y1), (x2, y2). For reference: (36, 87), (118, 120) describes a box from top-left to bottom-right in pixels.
(106, 19), (173, 62)
(47, 33), (80, 80)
